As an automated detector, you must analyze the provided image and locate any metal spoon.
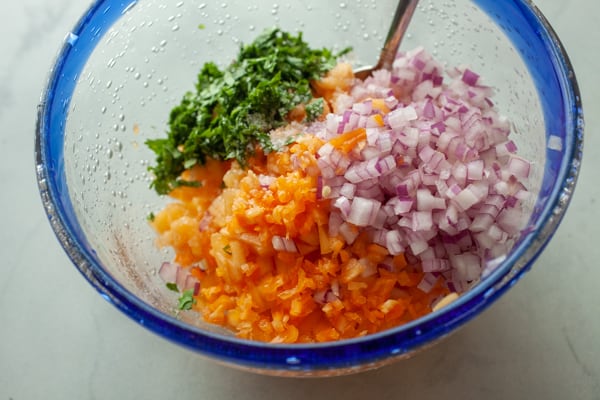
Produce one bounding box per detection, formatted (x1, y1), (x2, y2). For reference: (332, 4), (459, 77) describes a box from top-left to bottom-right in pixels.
(354, 0), (419, 80)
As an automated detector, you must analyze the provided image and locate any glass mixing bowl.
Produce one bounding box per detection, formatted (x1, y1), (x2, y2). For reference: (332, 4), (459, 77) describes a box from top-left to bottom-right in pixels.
(35, 0), (583, 376)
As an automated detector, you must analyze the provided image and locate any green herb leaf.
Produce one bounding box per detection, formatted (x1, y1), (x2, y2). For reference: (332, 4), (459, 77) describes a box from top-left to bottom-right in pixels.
(166, 282), (179, 292)
(146, 27), (351, 194)
(177, 289), (196, 310)
(305, 98), (325, 121)
(223, 244), (232, 255)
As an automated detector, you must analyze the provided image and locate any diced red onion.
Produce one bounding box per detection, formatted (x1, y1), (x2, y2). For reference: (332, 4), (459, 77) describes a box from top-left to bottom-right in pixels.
(462, 69), (480, 86)
(412, 210), (433, 231)
(417, 273), (438, 293)
(387, 196), (413, 215)
(466, 160), (484, 181)
(507, 155), (531, 180)
(417, 189), (446, 211)
(339, 182), (356, 199)
(272, 235), (298, 253)
(309, 48), (532, 297)
(353, 100), (373, 115)
(339, 222), (360, 244)
(333, 196), (352, 218)
(469, 213), (494, 232)
(258, 174), (275, 188)
(496, 207), (524, 235)
(376, 155), (396, 175)
(184, 274), (199, 292)
(423, 99), (436, 119)
(158, 261), (177, 284)
(452, 185), (481, 212)
(450, 253), (481, 281)
(408, 233), (429, 255)
(347, 196), (382, 227)
(422, 258), (452, 273)
(385, 230), (405, 255)
(198, 214), (212, 232)
(385, 95), (399, 109)
(176, 266), (190, 290)
(387, 106), (418, 129)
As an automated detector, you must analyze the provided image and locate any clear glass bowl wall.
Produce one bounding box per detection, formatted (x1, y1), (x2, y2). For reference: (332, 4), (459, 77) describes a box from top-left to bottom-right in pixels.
(36, 0), (582, 375)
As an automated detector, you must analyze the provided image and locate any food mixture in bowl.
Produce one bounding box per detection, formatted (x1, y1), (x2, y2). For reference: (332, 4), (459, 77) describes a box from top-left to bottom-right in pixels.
(146, 28), (532, 343)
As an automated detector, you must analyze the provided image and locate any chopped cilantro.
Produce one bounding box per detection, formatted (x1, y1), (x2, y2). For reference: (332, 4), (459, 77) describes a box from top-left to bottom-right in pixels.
(305, 98), (325, 121)
(146, 27), (351, 194)
(223, 244), (232, 255)
(166, 282), (179, 292)
(177, 289), (196, 310)
(147, 212), (155, 222)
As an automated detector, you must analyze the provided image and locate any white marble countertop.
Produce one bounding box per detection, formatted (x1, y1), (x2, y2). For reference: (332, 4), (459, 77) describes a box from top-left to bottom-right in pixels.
(1, 0), (598, 398)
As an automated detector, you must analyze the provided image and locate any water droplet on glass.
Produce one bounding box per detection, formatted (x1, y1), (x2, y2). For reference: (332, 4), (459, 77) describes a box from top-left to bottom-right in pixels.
(106, 80), (113, 89)
(118, 114), (125, 121)
(172, 24), (180, 31)
(198, 3), (206, 9)
(67, 32), (79, 46)
(176, 1), (184, 7)
(101, 106), (107, 114)
(339, 2), (347, 8)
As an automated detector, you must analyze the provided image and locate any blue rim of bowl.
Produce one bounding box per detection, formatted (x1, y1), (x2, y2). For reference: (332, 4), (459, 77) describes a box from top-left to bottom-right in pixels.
(35, 0), (583, 374)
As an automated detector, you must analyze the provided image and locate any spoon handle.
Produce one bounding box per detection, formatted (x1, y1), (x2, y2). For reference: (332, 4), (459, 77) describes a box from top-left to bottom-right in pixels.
(375, 0), (420, 71)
